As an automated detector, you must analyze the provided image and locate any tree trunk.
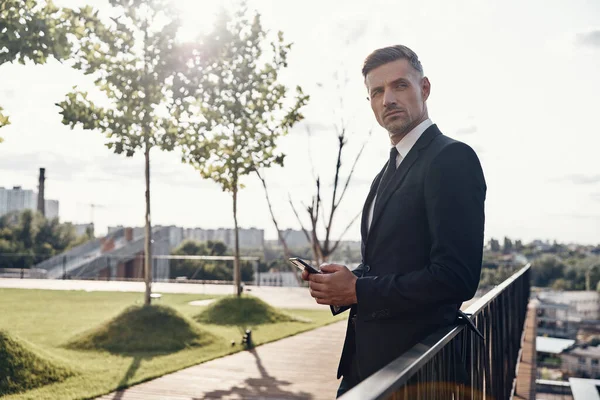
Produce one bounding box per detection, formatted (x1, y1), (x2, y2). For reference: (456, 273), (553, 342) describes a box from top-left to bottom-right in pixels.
(232, 185), (242, 296)
(142, 17), (152, 306)
(144, 142), (153, 306)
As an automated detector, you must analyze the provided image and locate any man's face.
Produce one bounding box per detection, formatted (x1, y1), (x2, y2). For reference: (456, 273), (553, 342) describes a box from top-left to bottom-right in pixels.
(365, 59), (430, 142)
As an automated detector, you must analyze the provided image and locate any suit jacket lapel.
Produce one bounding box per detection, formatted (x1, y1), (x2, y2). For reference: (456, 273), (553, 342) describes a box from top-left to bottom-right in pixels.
(369, 125), (442, 236)
(361, 163), (386, 243)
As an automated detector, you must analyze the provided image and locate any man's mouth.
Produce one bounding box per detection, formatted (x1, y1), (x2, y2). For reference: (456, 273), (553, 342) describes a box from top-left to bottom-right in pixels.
(384, 110), (404, 119)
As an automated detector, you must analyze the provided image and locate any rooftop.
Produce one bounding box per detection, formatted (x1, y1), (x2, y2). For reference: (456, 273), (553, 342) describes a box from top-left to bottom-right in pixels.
(565, 345), (600, 358)
(569, 378), (600, 400)
(537, 336), (576, 354)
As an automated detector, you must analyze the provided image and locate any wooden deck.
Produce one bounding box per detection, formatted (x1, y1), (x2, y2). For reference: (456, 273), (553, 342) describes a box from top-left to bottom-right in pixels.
(514, 299), (539, 400)
(97, 320), (347, 400)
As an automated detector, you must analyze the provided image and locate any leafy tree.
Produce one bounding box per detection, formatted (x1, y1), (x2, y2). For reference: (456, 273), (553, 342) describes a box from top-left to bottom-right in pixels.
(0, 210), (79, 268)
(0, 0), (82, 137)
(57, 0), (195, 305)
(551, 278), (571, 290)
(503, 236), (513, 254)
(480, 265), (518, 288)
(0, 107), (8, 133)
(175, 6), (308, 296)
(170, 240), (253, 281)
(531, 254), (567, 287)
(568, 256), (600, 291)
(489, 238), (501, 252)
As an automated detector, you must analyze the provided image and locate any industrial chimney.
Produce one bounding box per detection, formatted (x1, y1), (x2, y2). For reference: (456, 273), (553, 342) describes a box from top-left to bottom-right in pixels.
(37, 168), (45, 216)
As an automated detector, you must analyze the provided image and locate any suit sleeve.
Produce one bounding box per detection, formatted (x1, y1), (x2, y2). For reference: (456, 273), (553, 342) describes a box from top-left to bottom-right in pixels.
(329, 264), (371, 315)
(355, 142), (486, 320)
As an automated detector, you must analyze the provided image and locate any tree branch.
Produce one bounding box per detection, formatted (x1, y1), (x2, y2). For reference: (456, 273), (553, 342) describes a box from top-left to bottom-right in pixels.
(329, 209), (362, 255)
(324, 131), (346, 253)
(336, 128), (372, 208)
(255, 169), (301, 284)
(289, 194), (312, 245)
(305, 125), (317, 183)
(255, 170), (290, 256)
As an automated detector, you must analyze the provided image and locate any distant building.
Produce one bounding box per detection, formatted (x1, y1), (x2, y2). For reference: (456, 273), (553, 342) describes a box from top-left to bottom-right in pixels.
(256, 271), (300, 287)
(35, 226), (170, 281)
(569, 377), (600, 399)
(561, 345), (600, 379)
(532, 240), (552, 252)
(536, 298), (578, 339)
(280, 229), (310, 248)
(181, 227), (264, 249)
(538, 291), (600, 320)
(0, 186), (59, 218)
(536, 336), (576, 370)
(109, 225), (265, 250)
(74, 223), (94, 237)
(44, 199), (59, 219)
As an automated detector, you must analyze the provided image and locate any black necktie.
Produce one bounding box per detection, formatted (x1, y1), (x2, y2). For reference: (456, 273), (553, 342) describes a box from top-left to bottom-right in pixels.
(373, 147), (398, 211)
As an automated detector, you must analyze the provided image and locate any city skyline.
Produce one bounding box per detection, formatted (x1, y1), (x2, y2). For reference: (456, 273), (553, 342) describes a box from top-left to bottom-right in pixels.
(0, 0), (599, 244)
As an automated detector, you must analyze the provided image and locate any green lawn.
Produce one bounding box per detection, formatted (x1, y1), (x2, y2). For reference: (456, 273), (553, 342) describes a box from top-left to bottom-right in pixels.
(0, 288), (344, 400)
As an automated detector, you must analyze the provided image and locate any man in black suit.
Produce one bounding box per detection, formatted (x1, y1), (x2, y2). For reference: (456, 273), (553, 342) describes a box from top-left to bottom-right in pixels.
(302, 45), (486, 397)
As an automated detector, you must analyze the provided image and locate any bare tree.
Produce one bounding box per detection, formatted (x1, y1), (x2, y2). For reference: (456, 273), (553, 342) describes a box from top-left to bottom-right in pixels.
(291, 126), (369, 265)
(255, 170), (303, 285)
(258, 73), (370, 267)
(258, 124), (370, 267)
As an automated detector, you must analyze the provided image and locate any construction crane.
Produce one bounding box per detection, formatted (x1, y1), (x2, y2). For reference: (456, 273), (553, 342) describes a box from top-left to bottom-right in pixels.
(77, 202), (106, 228)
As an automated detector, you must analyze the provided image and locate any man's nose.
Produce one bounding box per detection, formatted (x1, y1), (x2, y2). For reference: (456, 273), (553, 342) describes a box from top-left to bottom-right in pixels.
(382, 89), (396, 108)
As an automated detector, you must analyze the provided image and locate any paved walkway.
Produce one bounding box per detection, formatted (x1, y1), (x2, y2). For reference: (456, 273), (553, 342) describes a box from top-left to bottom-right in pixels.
(0, 278), (320, 309)
(97, 320), (347, 400)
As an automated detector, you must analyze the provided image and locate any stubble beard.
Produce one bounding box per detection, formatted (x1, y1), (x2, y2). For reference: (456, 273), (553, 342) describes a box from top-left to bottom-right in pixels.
(386, 115), (414, 142)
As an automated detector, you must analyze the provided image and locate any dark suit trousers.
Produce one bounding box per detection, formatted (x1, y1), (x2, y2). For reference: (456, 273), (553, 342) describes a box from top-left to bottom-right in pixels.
(336, 351), (361, 398)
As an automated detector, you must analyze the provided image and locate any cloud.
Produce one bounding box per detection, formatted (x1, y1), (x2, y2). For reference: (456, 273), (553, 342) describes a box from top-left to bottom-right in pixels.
(558, 174), (600, 185)
(550, 213), (600, 220)
(341, 19), (369, 45)
(0, 152), (83, 181)
(293, 120), (334, 135)
(0, 89), (15, 100)
(0, 151), (212, 188)
(455, 125), (478, 135)
(575, 30), (600, 48)
(472, 145), (485, 155)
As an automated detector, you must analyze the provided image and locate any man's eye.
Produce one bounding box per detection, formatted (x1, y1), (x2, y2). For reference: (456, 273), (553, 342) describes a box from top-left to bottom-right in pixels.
(396, 82), (407, 89)
(371, 90), (382, 97)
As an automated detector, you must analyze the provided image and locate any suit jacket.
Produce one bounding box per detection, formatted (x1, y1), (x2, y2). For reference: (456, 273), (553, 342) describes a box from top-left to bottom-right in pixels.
(334, 124), (487, 380)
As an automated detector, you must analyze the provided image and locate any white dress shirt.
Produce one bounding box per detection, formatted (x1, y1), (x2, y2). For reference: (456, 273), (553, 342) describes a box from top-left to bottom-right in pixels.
(367, 118), (433, 232)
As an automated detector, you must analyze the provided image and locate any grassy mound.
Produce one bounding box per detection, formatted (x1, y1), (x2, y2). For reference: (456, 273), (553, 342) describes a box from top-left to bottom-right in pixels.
(0, 330), (73, 396)
(66, 305), (214, 354)
(195, 295), (299, 325)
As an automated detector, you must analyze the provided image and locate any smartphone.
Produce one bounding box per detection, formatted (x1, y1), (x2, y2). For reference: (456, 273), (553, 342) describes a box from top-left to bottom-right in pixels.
(288, 257), (321, 274)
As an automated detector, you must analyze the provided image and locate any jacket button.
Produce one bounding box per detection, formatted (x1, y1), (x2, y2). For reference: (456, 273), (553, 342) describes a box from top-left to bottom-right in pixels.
(366, 264), (371, 272)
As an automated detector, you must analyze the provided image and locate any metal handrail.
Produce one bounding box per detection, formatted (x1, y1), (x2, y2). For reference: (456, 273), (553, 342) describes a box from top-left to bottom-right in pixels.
(340, 263), (531, 400)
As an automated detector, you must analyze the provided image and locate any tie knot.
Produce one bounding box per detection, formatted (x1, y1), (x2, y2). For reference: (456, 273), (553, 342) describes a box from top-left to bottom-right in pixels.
(389, 147), (398, 161)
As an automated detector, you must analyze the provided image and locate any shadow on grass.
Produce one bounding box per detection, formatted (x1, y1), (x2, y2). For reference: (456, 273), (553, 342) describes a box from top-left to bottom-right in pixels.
(198, 348), (312, 400)
(106, 354), (153, 400)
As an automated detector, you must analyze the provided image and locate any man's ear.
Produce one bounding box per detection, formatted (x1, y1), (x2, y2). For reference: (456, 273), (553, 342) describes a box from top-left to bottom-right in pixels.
(421, 77), (431, 101)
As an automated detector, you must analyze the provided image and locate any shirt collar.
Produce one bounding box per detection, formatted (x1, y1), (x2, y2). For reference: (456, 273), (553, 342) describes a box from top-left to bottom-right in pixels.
(393, 118), (433, 158)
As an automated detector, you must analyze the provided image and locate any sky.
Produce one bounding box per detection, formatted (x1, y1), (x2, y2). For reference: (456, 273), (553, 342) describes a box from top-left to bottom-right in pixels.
(0, 0), (599, 244)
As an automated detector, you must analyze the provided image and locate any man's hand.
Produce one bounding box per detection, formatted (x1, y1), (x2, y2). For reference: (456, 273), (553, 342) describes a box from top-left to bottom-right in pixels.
(302, 263), (358, 306)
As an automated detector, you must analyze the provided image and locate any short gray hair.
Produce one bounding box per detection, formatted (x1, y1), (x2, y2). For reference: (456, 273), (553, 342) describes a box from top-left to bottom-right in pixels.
(362, 45), (423, 78)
